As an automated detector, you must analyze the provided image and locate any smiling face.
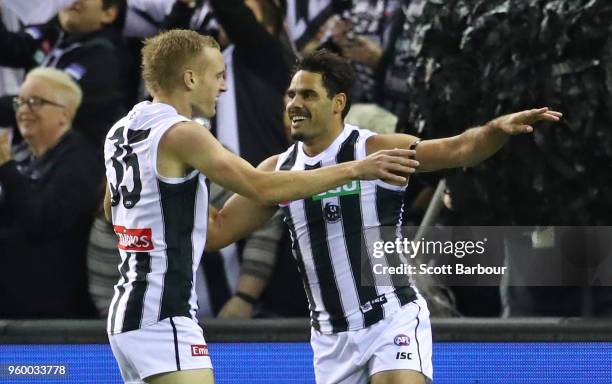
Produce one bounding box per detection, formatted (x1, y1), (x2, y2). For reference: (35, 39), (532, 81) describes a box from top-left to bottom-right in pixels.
(286, 70), (345, 143)
(58, 0), (118, 35)
(187, 47), (227, 118)
(15, 77), (69, 144)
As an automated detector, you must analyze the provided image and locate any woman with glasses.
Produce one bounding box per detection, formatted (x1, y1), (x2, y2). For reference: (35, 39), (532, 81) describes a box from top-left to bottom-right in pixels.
(0, 67), (104, 319)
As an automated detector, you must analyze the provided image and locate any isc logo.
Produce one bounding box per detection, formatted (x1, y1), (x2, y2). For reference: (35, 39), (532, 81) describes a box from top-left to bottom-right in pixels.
(360, 295), (388, 313)
(394, 334), (410, 346)
(396, 352), (413, 360)
(191, 344), (209, 357)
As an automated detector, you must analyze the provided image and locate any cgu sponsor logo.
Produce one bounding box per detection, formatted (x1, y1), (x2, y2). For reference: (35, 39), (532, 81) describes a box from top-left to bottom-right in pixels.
(113, 226), (154, 251)
(191, 344), (209, 357)
(312, 181), (361, 201)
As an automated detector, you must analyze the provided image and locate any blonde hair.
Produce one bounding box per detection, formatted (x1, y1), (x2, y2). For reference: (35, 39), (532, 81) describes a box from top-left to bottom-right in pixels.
(26, 67), (83, 115)
(141, 29), (220, 95)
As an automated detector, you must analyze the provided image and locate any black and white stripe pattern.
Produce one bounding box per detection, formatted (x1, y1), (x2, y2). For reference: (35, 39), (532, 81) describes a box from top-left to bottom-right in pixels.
(105, 102), (209, 335)
(285, 0), (335, 51)
(169, 317), (181, 371)
(277, 125), (417, 333)
(158, 176), (201, 321)
(121, 252), (152, 331)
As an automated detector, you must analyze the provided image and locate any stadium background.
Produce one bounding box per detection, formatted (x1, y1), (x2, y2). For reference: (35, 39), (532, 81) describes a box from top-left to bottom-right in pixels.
(1, 0), (611, 382)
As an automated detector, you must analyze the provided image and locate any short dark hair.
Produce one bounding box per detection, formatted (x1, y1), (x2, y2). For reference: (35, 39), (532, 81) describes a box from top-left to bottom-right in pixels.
(293, 49), (354, 117)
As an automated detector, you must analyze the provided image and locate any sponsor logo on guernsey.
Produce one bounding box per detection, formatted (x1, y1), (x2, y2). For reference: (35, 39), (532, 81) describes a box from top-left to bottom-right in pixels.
(113, 226), (154, 251)
(312, 181), (360, 201)
(394, 334), (410, 346)
(360, 294), (388, 313)
(396, 352), (413, 360)
(191, 344), (209, 357)
(324, 203), (342, 223)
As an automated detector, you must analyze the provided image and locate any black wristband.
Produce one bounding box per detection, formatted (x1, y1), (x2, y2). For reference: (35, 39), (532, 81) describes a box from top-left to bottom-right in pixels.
(409, 139), (421, 154)
(235, 291), (257, 305)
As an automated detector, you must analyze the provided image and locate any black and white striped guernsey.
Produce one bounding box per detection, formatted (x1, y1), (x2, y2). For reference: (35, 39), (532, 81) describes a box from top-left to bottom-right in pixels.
(276, 124), (417, 334)
(104, 101), (209, 335)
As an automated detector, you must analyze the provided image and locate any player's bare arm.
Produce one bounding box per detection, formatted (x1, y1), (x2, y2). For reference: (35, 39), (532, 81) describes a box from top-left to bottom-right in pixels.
(159, 121), (419, 205)
(206, 155), (280, 252)
(103, 186), (111, 222)
(367, 107), (562, 172)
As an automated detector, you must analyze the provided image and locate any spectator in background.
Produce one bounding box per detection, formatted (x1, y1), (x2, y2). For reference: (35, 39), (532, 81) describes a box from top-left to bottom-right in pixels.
(0, 68), (104, 318)
(1, 0), (75, 101)
(205, 184), (287, 319)
(315, 0), (400, 104)
(86, 204), (120, 317)
(1, 0), (76, 26)
(303, 0), (423, 134)
(122, 0), (202, 107)
(284, 0), (390, 103)
(123, 0), (177, 38)
(212, 0), (308, 318)
(0, 0), (127, 148)
(0, 4), (23, 114)
(150, 0), (294, 163)
(163, 0), (310, 318)
(284, 0), (354, 53)
(200, 0), (294, 166)
(313, 1), (437, 239)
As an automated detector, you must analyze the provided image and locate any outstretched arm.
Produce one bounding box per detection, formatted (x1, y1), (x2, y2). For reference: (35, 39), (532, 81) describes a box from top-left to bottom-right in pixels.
(367, 107), (562, 171)
(161, 121), (418, 205)
(206, 156), (279, 251)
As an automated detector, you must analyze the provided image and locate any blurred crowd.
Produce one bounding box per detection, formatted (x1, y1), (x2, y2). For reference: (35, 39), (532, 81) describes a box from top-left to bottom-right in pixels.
(0, 0), (610, 320)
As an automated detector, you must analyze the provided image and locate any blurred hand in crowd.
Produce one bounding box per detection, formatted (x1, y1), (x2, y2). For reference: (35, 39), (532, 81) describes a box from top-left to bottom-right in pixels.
(329, 18), (382, 69)
(0, 130), (11, 166)
(218, 296), (254, 319)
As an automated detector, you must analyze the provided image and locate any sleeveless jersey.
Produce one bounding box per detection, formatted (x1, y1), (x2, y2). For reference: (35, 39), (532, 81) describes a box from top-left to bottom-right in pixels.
(104, 101), (209, 335)
(276, 124), (417, 334)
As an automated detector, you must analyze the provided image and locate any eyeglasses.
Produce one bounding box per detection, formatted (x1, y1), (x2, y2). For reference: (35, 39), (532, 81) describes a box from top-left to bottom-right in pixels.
(12, 96), (65, 112)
